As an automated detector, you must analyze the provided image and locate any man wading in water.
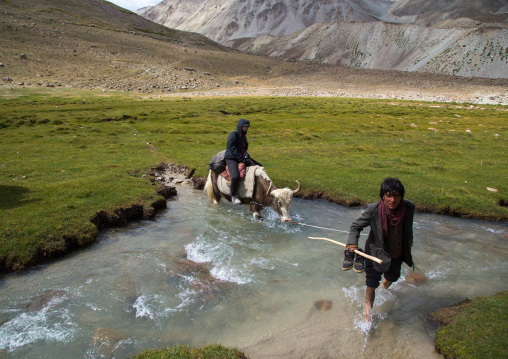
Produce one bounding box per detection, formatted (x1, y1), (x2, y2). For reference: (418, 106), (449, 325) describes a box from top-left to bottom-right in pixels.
(344, 177), (415, 321)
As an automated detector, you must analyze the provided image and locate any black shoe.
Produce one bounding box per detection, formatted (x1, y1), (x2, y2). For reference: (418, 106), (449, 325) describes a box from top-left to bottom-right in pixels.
(342, 250), (354, 271)
(353, 249), (365, 273)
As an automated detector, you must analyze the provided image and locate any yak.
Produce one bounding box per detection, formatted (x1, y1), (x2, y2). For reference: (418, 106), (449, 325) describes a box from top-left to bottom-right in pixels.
(204, 166), (300, 222)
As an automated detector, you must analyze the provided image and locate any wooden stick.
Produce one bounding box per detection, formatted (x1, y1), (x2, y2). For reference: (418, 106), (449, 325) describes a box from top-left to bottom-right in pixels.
(308, 236), (383, 264)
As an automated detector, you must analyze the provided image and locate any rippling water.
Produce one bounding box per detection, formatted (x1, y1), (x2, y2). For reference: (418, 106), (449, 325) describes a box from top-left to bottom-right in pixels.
(0, 181), (506, 358)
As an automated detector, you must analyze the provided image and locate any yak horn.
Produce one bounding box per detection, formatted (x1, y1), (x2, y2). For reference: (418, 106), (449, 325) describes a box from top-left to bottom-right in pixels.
(266, 182), (273, 197)
(293, 180), (301, 194)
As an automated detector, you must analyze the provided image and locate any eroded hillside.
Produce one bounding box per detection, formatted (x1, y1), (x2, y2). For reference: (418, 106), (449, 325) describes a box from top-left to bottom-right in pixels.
(227, 20), (508, 78)
(140, 0), (508, 79)
(140, 0), (395, 43)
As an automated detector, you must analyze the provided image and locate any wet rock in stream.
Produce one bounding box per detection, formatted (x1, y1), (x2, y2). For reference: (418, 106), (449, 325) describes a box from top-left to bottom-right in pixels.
(24, 290), (68, 312)
(315, 300), (333, 311)
(405, 272), (428, 285)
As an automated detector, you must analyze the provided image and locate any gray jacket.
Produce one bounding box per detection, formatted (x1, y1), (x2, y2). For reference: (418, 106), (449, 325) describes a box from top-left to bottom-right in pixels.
(347, 200), (415, 272)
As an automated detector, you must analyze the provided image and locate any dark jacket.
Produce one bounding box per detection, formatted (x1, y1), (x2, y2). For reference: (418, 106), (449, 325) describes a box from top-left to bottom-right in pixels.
(347, 199), (415, 272)
(225, 119), (250, 162)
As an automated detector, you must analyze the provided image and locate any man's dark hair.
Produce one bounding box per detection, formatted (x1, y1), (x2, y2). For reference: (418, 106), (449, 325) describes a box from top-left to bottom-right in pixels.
(379, 177), (405, 199)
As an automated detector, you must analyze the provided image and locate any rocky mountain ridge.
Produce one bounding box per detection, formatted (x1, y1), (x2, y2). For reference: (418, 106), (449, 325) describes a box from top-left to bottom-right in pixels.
(140, 0), (396, 43)
(140, 0), (508, 78)
(227, 19), (508, 78)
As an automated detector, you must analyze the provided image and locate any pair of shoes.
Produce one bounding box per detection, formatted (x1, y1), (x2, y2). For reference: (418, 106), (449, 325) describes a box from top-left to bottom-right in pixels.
(341, 249), (365, 272)
(232, 196), (241, 205)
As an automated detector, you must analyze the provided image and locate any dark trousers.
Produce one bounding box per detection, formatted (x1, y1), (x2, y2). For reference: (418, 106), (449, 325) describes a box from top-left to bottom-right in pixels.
(226, 159), (240, 197)
(365, 256), (404, 288)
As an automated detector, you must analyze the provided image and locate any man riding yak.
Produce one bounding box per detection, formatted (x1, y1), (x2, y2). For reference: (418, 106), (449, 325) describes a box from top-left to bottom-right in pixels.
(205, 118), (300, 222)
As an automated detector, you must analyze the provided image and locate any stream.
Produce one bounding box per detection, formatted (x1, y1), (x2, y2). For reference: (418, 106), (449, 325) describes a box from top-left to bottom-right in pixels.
(0, 181), (506, 358)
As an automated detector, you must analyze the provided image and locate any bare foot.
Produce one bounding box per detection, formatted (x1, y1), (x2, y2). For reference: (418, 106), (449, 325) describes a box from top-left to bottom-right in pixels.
(365, 302), (372, 322)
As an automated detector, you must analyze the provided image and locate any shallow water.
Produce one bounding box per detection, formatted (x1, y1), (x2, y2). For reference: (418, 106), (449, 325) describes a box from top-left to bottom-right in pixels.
(0, 182), (507, 358)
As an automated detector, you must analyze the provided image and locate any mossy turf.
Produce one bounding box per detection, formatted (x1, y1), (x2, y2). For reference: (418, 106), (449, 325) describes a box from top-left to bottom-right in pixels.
(432, 291), (508, 359)
(0, 89), (507, 271)
(131, 344), (248, 359)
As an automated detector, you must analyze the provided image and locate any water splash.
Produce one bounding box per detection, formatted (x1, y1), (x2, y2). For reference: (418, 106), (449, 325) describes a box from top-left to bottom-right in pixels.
(342, 285), (364, 307)
(344, 284), (393, 343)
(426, 266), (450, 280)
(210, 266), (252, 284)
(133, 295), (155, 319)
(185, 237), (253, 284)
(355, 315), (373, 338)
(0, 295), (76, 352)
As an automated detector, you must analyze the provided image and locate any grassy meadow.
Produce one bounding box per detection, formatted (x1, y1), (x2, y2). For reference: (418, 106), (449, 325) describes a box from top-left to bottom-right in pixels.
(0, 88), (507, 271)
(433, 291), (508, 359)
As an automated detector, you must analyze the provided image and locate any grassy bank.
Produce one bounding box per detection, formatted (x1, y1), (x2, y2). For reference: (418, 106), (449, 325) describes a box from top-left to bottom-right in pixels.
(0, 89), (506, 271)
(431, 291), (508, 358)
(131, 344), (247, 359)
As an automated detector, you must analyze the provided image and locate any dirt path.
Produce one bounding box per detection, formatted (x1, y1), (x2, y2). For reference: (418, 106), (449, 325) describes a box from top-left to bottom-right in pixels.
(159, 78), (508, 105)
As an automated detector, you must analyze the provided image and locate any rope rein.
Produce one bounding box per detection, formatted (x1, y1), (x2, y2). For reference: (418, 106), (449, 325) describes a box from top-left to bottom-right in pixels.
(290, 220), (368, 236)
(246, 199), (367, 237)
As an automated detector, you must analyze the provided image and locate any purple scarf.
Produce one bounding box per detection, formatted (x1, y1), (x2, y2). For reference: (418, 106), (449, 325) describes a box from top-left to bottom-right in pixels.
(378, 199), (406, 239)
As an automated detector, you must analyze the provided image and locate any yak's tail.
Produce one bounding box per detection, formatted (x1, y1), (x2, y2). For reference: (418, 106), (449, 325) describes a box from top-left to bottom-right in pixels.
(204, 170), (214, 201)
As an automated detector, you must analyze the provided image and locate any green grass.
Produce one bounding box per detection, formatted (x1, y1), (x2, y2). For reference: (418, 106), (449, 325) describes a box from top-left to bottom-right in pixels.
(0, 89), (507, 271)
(131, 344), (247, 359)
(434, 291), (508, 359)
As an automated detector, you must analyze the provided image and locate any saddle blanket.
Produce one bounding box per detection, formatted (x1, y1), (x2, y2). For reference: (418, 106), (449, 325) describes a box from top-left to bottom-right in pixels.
(217, 165), (263, 199)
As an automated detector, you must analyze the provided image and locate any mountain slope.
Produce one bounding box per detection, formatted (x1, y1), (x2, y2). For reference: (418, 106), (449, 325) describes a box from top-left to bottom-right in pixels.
(387, 0), (508, 25)
(0, 0), (281, 91)
(140, 0), (508, 78)
(226, 20), (508, 78)
(1, 0), (507, 102)
(140, 0), (396, 43)
(140, 0), (508, 42)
